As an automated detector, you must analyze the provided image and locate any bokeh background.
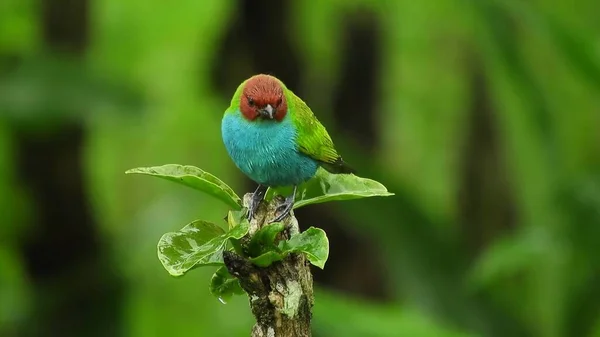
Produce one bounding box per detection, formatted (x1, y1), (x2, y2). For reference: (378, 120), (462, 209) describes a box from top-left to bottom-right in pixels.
(1, 0), (600, 336)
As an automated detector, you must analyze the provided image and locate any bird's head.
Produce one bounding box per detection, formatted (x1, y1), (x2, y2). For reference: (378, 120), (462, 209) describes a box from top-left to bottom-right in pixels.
(239, 74), (287, 122)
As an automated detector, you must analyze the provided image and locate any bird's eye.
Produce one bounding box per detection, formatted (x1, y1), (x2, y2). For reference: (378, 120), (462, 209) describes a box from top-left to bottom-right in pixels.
(248, 97), (255, 106)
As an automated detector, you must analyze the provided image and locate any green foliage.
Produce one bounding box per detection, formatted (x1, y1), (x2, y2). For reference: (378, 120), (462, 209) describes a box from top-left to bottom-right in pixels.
(0, 57), (143, 131)
(126, 165), (243, 210)
(467, 227), (545, 289)
(249, 227), (330, 269)
(247, 222), (285, 257)
(157, 219), (249, 277)
(280, 227), (329, 269)
(313, 290), (474, 337)
(4, 0), (599, 335)
(266, 167), (394, 209)
(128, 164), (390, 300)
(209, 266), (244, 303)
(248, 251), (284, 268)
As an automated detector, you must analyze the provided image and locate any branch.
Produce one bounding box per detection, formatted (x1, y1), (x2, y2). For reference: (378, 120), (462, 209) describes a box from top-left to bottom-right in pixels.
(224, 194), (313, 337)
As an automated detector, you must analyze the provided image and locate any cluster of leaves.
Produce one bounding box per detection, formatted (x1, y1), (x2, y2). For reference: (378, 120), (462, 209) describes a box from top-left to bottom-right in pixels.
(126, 164), (393, 302)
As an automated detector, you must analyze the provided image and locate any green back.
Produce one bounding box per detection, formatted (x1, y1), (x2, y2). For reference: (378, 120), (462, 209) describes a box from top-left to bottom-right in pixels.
(284, 87), (341, 166)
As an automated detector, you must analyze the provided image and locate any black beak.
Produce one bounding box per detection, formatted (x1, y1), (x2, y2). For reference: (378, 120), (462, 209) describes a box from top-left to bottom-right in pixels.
(259, 104), (274, 119)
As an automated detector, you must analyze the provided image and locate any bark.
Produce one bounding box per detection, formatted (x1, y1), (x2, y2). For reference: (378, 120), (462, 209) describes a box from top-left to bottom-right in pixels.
(224, 194), (313, 337)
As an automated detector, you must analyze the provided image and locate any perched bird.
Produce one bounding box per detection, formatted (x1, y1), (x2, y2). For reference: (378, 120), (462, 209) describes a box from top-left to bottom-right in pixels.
(221, 74), (354, 222)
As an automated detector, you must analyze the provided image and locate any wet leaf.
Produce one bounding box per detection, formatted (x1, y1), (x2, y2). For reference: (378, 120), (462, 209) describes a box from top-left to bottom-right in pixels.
(248, 227), (329, 269)
(157, 219), (249, 277)
(209, 266), (245, 302)
(281, 227), (329, 269)
(266, 168), (393, 209)
(126, 165), (242, 210)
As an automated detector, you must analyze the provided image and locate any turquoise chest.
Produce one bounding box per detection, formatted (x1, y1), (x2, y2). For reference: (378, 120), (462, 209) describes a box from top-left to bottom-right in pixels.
(221, 111), (319, 187)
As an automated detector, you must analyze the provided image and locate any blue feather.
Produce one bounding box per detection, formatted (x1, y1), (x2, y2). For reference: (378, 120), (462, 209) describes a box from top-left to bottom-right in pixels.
(221, 111), (318, 187)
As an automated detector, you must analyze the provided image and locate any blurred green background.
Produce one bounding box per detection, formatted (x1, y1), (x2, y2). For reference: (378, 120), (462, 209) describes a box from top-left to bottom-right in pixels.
(1, 0), (599, 336)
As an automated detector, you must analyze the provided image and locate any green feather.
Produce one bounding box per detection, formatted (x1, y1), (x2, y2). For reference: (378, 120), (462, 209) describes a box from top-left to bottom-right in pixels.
(284, 87), (355, 174)
(226, 78), (248, 114)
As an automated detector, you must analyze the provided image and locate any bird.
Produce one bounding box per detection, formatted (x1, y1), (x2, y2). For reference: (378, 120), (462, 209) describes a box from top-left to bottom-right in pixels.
(221, 74), (354, 222)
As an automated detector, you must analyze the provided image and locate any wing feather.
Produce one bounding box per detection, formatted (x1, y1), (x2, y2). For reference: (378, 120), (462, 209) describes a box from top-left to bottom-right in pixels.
(288, 91), (354, 174)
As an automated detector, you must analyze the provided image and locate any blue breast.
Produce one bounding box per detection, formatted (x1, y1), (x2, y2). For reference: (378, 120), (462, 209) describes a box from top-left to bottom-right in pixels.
(221, 111), (319, 187)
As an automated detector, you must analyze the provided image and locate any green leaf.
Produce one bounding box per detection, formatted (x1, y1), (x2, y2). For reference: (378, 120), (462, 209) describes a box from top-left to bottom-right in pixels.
(226, 209), (247, 230)
(209, 266), (245, 303)
(282, 227), (329, 269)
(126, 164), (242, 210)
(248, 227), (330, 269)
(249, 251), (285, 268)
(248, 222), (285, 257)
(266, 167), (393, 209)
(157, 219), (249, 277)
(226, 210), (247, 254)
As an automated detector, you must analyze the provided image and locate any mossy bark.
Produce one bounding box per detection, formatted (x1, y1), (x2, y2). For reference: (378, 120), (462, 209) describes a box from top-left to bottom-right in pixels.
(223, 194), (313, 337)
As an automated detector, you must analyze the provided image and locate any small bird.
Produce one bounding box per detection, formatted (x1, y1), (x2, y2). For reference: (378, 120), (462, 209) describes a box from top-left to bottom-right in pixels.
(221, 74), (354, 222)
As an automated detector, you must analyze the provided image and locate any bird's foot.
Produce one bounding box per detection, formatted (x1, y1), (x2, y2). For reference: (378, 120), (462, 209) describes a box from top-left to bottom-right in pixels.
(272, 196), (294, 223)
(271, 186), (297, 223)
(248, 184), (267, 220)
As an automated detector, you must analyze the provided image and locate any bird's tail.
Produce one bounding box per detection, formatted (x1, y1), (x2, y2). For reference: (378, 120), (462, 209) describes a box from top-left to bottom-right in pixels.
(322, 157), (356, 175)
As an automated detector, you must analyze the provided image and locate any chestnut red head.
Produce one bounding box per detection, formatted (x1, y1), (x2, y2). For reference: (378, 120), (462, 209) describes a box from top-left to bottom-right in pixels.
(239, 74), (288, 122)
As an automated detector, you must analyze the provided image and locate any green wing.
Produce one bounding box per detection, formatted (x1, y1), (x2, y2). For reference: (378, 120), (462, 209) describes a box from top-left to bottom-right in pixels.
(288, 90), (354, 174)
